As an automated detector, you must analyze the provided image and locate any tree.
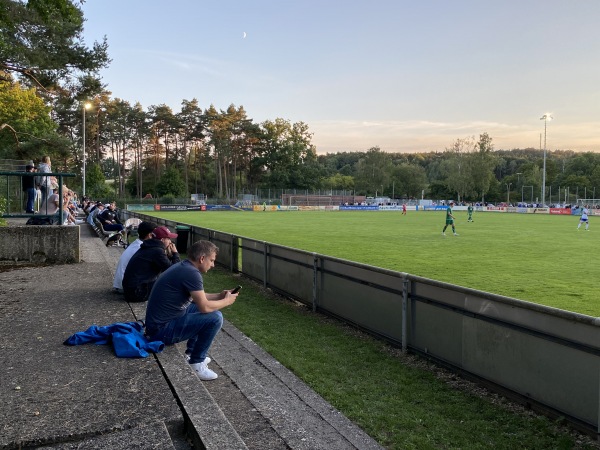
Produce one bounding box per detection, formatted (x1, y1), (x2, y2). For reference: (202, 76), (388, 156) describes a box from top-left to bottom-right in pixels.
(470, 132), (497, 203)
(354, 147), (392, 195)
(0, 0), (110, 90)
(323, 173), (354, 191)
(391, 163), (428, 199)
(0, 78), (57, 159)
(156, 165), (186, 197)
(257, 118), (319, 189)
(86, 162), (112, 199)
(441, 138), (475, 202)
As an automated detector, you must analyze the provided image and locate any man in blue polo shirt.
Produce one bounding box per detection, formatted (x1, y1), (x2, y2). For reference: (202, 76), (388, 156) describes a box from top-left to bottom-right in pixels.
(144, 240), (239, 380)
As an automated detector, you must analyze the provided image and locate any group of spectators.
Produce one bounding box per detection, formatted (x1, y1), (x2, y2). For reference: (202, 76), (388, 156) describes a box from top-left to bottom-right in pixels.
(84, 200), (126, 234)
(111, 221), (239, 381)
(22, 156), (86, 225)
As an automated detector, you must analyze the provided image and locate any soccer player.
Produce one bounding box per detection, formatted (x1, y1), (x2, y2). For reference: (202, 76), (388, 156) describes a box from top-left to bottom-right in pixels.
(577, 205), (590, 231)
(402, 203), (407, 215)
(467, 203), (474, 222)
(442, 201), (459, 236)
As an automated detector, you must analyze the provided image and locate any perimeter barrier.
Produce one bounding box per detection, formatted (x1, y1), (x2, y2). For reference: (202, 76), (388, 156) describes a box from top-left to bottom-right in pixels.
(123, 210), (600, 437)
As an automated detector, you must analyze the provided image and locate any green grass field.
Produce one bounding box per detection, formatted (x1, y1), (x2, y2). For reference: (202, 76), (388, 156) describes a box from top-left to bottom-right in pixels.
(148, 209), (599, 317)
(144, 209), (599, 448)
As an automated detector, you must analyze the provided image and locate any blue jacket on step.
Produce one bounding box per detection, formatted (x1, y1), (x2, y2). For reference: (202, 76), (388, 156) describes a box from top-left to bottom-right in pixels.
(64, 321), (164, 358)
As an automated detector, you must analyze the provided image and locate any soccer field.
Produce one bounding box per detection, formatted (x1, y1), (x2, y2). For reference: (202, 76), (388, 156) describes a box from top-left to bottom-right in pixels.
(147, 209), (599, 317)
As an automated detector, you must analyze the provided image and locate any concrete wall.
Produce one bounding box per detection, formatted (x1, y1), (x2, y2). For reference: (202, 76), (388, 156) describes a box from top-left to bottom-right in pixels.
(0, 226), (80, 264)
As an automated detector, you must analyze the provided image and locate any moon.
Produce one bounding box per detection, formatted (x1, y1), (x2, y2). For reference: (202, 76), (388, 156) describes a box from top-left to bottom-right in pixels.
(243, 32), (247, 39)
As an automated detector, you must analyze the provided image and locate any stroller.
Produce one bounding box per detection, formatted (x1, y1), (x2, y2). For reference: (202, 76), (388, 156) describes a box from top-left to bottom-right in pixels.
(94, 218), (128, 248)
(124, 218), (143, 247)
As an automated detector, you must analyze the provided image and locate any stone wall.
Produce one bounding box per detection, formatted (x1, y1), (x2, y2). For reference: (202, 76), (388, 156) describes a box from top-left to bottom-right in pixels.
(0, 226), (80, 264)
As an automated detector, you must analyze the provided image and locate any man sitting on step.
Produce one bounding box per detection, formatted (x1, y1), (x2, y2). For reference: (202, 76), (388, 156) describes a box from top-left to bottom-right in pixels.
(143, 240), (239, 381)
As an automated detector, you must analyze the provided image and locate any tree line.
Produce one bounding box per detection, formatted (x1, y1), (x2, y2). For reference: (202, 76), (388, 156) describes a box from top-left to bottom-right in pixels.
(1, 0), (599, 204)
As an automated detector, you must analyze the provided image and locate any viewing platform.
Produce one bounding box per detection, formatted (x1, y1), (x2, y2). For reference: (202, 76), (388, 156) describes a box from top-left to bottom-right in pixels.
(0, 220), (382, 449)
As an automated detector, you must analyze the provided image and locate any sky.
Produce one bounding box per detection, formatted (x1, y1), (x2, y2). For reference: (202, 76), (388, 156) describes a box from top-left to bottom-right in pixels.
(80, 1), (600, 155)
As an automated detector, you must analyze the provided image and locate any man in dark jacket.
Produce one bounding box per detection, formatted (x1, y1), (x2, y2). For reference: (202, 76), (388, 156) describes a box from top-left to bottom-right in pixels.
(98, 202), (124, 232)
(22, 164), (36, 213)
(122, 226), (180, 302)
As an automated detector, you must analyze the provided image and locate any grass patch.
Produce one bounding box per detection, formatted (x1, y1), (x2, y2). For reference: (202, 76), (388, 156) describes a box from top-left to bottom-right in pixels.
(151, 210), (600, 316)
(204, 268), (597, 449)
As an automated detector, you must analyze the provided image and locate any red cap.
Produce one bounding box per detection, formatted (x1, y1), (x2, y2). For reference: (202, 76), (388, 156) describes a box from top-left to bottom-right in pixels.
(153, 226), (178, 239)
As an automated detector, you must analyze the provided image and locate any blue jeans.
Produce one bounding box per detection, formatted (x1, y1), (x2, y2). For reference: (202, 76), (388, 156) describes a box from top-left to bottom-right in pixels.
(25, 187), (35, 213)
(149, 304), (223, 364)
(103, 223), (124, 232)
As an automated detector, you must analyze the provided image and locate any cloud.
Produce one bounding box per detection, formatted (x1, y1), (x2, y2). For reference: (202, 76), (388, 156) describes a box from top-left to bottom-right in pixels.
(309, 119), (600, 154)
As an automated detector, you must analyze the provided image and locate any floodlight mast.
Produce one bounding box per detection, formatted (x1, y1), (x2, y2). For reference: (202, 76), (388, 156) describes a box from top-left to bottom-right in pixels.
(82, 102), (92, 197)
(540, 114), (553, 206)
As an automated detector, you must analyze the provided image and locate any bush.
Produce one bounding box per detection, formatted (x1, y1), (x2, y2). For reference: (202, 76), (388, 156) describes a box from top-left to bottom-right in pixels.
(0, 196), (7, 226)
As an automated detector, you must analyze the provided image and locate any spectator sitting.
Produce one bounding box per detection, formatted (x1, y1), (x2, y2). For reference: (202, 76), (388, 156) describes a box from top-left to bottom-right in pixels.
(45, 187), (60, 217)
(144, 240), (239, 381)
(87, 202), (105, 226)
(122, 226), (180, 302)
(62, 188), (83, 225)
(97, 202), (125, 233)
(113, 221), (157, 294)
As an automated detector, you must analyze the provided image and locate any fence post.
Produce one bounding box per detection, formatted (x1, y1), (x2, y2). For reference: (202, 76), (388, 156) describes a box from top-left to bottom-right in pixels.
(312, 253), (318, 312)
(402, 275), (409, 354)
(263, 241), (268, 288)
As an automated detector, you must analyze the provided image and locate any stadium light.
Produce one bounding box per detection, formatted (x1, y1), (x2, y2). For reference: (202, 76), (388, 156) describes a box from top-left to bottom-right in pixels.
(82, 102), (92, 196)
(540, 114), (553, 206)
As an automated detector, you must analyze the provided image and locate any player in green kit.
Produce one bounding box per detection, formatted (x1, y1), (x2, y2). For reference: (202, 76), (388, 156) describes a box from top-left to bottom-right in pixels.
(442, 201), (459, 236)
(467, 203), (474, 222)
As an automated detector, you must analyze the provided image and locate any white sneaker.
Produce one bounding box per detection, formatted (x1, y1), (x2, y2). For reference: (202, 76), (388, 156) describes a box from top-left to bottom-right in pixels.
(184, 353), (211, 365)
(454, 233), (459, 236)
(191, 361), (218, 380)
(442, 232), (446, 236)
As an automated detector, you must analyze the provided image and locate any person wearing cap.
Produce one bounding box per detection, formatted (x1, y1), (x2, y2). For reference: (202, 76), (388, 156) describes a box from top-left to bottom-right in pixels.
(442, 201), (459, 236)
(22, 164), (36, 214)
(122, 226), (180, 303)
(112, 221), (157, 293)
(144, 240), (239, 381)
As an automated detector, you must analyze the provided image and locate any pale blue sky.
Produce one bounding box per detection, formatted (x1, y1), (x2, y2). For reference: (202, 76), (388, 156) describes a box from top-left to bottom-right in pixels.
(81, 1), (600, 154)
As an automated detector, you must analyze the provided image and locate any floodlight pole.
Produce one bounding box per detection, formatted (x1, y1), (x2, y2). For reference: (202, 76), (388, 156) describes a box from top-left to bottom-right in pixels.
(82, 102), (92, 196)
(540, 114), (552, 206)
(506, 183), (512, 205)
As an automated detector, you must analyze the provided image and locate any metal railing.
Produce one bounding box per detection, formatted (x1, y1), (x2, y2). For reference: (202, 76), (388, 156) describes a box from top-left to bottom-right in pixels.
(0, 171), (76, 218)
(123, 209), (600, 437)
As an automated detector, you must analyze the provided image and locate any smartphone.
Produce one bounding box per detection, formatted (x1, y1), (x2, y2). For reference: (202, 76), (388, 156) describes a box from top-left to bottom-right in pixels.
(231, 285), (242, 294)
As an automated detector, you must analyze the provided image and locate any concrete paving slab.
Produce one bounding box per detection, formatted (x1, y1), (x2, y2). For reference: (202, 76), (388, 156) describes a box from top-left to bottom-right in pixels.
(0, 243), (181, 448)
(0, 221), (383, 450)
(35, 420), (176, 449)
